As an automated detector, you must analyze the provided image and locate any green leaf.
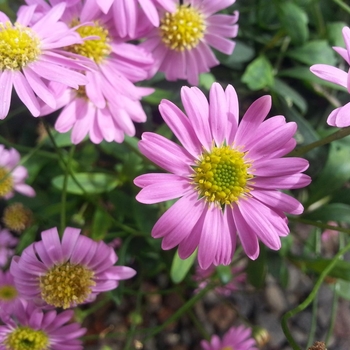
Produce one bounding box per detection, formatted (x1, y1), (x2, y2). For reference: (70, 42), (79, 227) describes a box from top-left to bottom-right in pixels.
(327, 22), (348, 47)
(216, 265), (233, 284)
(91, 207), (113, 240)
(306, 137), (350, 206)
(290, 256), (350, 282)
(52, 173), (119, 195)
(241, 56), (274, 91)
(303, 203), (350, 225)
(142, 88), (173, 105)
(199, 73), (216, 90)
(247, 245), (267, 288)
(287, 40), (337, 66)
(271, 78), (307, 114)
(43, 129), (76, 148)
(336, 280), (350, 300)
(218, 40), (255, 67)
(279, 67), (347, 91)
(278, 2), (309, 44)
(170, 249), (197, 284)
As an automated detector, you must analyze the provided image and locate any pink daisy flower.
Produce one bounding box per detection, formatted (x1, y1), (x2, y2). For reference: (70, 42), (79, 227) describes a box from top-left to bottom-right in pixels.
(0, 270), (21, 315)
(0, 145), (35, 200)
(0, 228), (18, 268)
(10, 227), (136, 309)
(310, 26), (350, 127)
(91, 0), (176, 38)
(0, 3), (89, 119)
(201, 325), (258, 350)
(141, 0), (239, 85)
(38, 1), (154, 144)
(193, 264), (246, 296)
(134, 83), (311, 269)
(0, 299), (86, 350)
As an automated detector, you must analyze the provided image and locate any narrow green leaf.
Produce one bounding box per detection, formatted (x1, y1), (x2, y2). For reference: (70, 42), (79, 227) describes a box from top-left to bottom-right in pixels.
(170, 249), (197, 284)
(303, 203), (350, 224)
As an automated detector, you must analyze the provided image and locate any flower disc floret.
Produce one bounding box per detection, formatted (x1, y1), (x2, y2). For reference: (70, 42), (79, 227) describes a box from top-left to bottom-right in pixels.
(193, 146), (252, 205)
(40, 262), (95, 309)
(4, 326), (49, 350)
(0, 22), (41, 71)
(0, 284), (18, 301)
(70, 21), (111, 63)
(0, 168), (13, 198)
(160, 5), (205, 51)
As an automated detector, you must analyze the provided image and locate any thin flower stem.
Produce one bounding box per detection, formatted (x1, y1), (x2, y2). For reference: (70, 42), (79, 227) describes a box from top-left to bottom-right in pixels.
(281, 240), (350, 350)
(289, 217), (350, 235)
(288, 126), (350, 157)
(325, 283), (339, 345)
(332, 0), (350, 13)
(60, 146), (75, 234)
(143, 284), (213, 341)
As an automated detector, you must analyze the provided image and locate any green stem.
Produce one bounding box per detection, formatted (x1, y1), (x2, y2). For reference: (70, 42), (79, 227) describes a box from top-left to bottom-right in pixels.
(60, 146), (75, 234)
(325, 283), (339, 345)
(281, 240), (350, 349)
(143, 284), (213, 341)
(333, 0), (350, 13)
(288, 126), (350, 157)
(187, 307), (210, 341)
(289, 217), (350, 235)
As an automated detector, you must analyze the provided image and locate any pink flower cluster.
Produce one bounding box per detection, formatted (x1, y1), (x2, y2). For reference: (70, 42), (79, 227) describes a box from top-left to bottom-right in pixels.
(0, 0), (239, 145)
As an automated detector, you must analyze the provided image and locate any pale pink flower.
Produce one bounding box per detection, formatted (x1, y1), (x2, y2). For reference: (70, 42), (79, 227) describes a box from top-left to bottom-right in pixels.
(0, 3), (88, 119)
(310, 26), (350, 127)
(141, 0), (239, 85)
(0, 270), (21, 315)
(193, 264), (246, 296)
(134, 83), (311, 269)
(91, 0), (176, 38)
(38, 1), (154, 144)
(10, 227), (136, 309)
(0, 229), (18, 268)
(201, 325), (258, 350)
(0, 299), (86, 350)
(0, 145), (35, 199)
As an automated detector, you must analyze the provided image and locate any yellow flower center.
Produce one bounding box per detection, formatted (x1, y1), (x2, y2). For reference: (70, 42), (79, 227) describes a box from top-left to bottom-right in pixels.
(2, 202), (32, 233)
(40, 261), (95, 309)
(68, 20), (111, 63)
(160, 4), (205, 51)
(221, 347), (234, 350)
(0, 167), (14, 198)
(4, 327), (49, 350)
(0, 22), (41, 71)
(0, 284), (18, 301)
(192, 146), (253, 206)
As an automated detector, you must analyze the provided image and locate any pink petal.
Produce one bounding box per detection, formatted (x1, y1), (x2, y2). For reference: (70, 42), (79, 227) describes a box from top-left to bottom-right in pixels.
(136, 177), (192, 204)
(310, 64), (348, 88)
(0, 70), (14, 119)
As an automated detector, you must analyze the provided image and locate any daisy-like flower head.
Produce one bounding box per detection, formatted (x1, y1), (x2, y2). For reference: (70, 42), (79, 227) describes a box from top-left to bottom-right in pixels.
(2, 202), (33, 233)
(0, 228), (18, 268)
(0, 299), (86, 350)
(141, 0), (239, 85)
(91, 0), (176, 38)
(0, 270), (20, 315)
(0, 3), (89, 119)
(38, 1), (154, 144)
(134, 83), (311, 269)
(201, 325), (258, 350)
(310, 26), (350, 127)
(0, 145), (35, 200)
(10, 227), (136, 309)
